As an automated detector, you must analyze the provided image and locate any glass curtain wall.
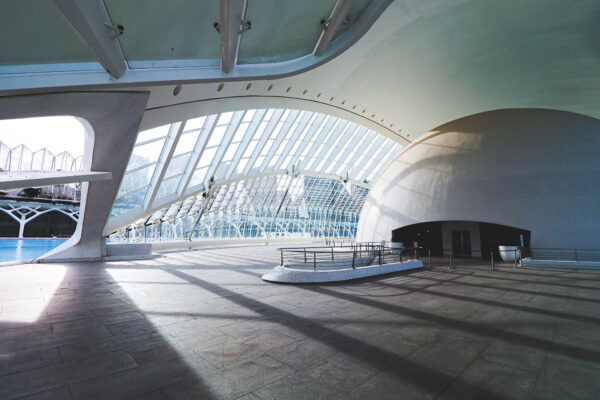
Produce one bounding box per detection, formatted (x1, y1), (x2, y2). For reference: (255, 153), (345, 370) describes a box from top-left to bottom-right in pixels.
(108, 108), (401, 243)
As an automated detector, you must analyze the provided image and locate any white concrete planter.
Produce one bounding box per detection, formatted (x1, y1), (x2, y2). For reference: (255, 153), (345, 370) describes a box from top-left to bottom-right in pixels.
(499, 245), (520, 262)
(262, 260), (423, 283)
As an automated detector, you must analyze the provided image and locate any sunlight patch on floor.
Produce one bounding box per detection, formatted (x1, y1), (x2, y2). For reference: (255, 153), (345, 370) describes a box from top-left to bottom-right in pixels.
(0, 264), (66, 323)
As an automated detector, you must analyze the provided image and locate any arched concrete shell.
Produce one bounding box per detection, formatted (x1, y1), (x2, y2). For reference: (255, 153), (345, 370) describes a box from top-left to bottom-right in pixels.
(357, 109), (600, 249)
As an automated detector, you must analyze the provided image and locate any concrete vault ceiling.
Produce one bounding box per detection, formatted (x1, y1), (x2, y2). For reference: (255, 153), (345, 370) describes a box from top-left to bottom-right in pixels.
(2, 0), (600, 142)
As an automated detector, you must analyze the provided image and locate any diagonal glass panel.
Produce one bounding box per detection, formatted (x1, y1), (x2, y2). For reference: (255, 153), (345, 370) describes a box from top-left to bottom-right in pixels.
(237, 0), (337, 64)
(0, 1), (96, 68)
(109, 107), (401, 243)
(104, 0), (220, 64)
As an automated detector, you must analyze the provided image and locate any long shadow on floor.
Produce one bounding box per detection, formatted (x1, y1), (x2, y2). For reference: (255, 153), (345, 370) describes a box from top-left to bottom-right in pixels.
(157, 267), (545, 400)
(231, 266), (600, 365)
(0, 264), (216, 400)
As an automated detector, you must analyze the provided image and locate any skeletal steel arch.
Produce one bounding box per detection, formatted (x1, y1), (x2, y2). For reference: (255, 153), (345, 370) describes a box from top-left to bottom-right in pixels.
(0, 140), (82, 172)
(0, 201), (79, 238)
(106, 108), (401, 241)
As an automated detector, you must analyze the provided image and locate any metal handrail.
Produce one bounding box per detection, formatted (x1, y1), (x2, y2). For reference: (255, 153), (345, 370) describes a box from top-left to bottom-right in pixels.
(279, 244), (425, 270)
(522, 247), (600, 262)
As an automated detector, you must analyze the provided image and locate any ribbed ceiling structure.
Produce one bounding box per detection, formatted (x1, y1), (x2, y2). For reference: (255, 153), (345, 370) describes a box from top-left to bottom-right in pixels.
(0, 0), (388, 89)
(106, 108), (400, 241)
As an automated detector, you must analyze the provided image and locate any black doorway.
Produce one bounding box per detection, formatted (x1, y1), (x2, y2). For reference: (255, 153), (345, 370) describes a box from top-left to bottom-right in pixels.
(391, 222), (443, 256)
(451, 231), (472, 258)
(392, 221), (530, 259)
(480, 222), (530, 260)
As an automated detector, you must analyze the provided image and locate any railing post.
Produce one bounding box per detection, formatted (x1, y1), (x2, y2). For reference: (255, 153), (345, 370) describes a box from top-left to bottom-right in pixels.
(359, 244), (362, 258)
(382, 246), (385, 264)
(331, 247), (334, 261)
(490, 251), (494, 271)
(313, 252), (316, 271)
(304, 248), (307, 263)
(352, 250), (356, 269)
(280, 250), (284, 266)
(519, 246), (523, 267)
(514, 249), (517, 269)
(379, 248), (382, 265)
(428, 248), (431, 269)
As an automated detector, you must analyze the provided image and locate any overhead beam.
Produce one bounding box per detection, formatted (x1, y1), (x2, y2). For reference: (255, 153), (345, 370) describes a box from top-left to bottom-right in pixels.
(0, 171), (111, 191)
(219, 0), (244, 73)
(51, 0), (127, 78)
(314, 0), (353, 57)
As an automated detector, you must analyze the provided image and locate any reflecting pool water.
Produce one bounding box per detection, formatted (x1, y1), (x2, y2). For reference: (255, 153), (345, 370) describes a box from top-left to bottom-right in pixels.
(0, 239), (66, 263)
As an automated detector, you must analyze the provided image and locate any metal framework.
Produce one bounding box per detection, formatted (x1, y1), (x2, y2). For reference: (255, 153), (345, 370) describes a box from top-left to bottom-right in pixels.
(106, 108), (401, 242)
(314, 0), (353, 57)
(0, 1), (392, 90)
(0, 201), (79, 238)
(51, 0), (128, 78)
(0, 141), (82, 172)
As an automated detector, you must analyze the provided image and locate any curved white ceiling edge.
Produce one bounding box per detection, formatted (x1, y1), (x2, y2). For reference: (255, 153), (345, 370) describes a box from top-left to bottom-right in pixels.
(4, 0), (600, 144)
(140, 96), (409, 145)
(0, 0), (392, 92)
(122, 0), (600, 144)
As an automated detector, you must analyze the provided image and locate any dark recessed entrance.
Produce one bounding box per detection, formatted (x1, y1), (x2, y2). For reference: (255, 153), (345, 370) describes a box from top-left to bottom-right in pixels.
(391, 221), (443, 256)
(392, 221), (530, 259)
(480, 222), (530, 260)
(452, 230), (472, 258)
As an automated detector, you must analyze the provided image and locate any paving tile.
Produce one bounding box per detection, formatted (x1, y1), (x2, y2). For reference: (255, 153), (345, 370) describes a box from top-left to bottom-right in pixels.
(234, 394), (262, 400)
(0, 351), (137, 399)
(407, 330), (491, 376)
(161, 355), (293, 400)
(58, 329), (163, 363)
(266, 337), (336, 370)
(439, 358), (537, 400)
(126, 390), (167, 400)
(196, 330), (296, 369)
(13, 386), (72, 400)
(305, 353), (377, 393)
(348, 368), (452, 400)
(479, 337), (548, 372)
(2, 247), (600, 400)
(253, 368), (342, 400)
(0, 347), (61, 377)
(530, 355), (600, 400)
(69, 359), (195, 400)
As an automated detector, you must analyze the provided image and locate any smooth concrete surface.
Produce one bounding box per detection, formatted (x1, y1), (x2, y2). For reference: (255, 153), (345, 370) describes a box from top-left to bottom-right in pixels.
(106, 243), (153, 258)
(262, 260), (423, 283)
(86, 0), (600, 144)
(1, 245), (600, 399)
(358, 109), (600, 249)
(6, 1), (600, 147)
(0, 92), (150, 262)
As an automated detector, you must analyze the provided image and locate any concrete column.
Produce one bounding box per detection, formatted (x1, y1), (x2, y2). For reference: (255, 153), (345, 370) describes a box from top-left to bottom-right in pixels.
(0, 92), (150, 262)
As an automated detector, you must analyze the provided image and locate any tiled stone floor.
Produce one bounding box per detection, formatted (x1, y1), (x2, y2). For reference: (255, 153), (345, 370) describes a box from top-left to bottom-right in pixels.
(1, 245), (600, 399)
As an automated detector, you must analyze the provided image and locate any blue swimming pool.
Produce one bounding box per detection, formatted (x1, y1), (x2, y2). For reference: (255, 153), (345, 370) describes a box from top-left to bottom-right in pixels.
(0, 239), (67, 264)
